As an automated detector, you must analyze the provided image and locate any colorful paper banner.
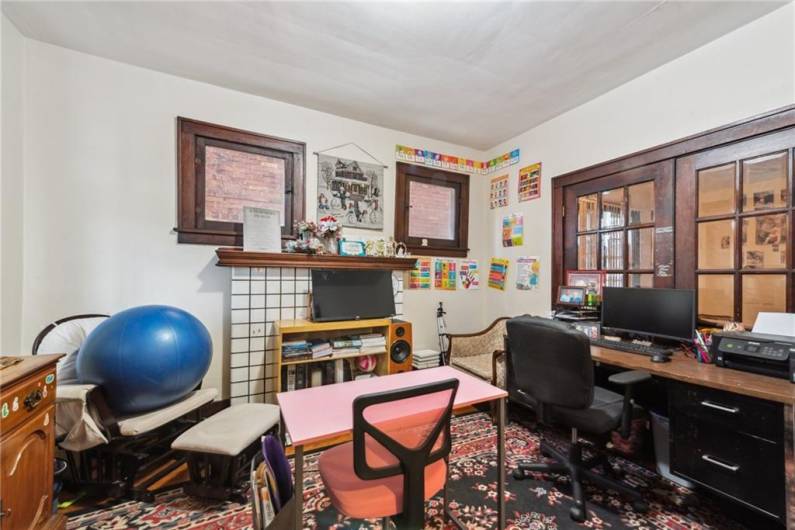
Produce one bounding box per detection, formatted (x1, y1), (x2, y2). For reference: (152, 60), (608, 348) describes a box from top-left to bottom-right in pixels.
(396, 144), (520, 175)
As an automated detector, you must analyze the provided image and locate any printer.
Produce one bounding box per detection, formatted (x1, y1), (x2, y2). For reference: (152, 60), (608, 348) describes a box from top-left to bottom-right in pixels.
(711, 331), (795, 382)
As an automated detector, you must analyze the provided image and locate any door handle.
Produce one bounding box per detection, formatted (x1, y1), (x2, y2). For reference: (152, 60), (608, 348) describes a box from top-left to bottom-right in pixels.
(700, 400), (739, 414)
(701, 454), (740, 472)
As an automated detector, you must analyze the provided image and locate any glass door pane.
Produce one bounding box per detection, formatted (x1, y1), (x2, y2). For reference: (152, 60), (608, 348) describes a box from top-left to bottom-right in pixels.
(628, 181), (654, 225)
(698, 274), (734, 323)
(628, 274), (653, 288)
(601, 231), (624, 270)
(577, 234), (598, 270)
(742, 152), (788, 212)
(577, 194), (598, 231)
(600, 188), (625, 228)
(628, 227), (654, 270)
(741, 214), (787, 269)
(742, 274), (786, 328)
(698, 163), (735, 217)
(698, 220), (735, 269)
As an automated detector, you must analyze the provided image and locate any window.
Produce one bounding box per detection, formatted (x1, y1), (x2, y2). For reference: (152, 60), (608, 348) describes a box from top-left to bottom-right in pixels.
(395, 162), (469, 257)
(176, 117), (305, 245)
(574, 181), (656, 288)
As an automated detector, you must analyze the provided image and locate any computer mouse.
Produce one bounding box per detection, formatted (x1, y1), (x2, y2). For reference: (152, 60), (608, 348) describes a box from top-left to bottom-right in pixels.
(651, 353), (671, 363)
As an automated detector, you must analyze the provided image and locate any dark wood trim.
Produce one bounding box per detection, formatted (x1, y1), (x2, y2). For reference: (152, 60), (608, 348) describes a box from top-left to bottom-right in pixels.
(176, 117), (306, 246)
(215, 247), (417, 270)
(553, 104), (795, 189)
(394, 162), (470, 258)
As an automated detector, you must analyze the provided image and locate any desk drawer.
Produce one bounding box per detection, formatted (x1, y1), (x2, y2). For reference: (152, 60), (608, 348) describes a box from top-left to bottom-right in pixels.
(0, 366), (56, 434)
(671, 415), (785, 518)
(669, 381), (782, 442)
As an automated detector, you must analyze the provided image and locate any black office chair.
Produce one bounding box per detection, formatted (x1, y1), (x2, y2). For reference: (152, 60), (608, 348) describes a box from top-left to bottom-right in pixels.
(507, 315), (650, 522)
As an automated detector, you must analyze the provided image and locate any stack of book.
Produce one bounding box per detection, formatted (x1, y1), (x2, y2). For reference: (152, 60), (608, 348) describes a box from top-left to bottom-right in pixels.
(282, 340), (310, 361)
(281, 359), (352, 391)
(309, 340), (333, 359)
(413, 349), (441, 370)
(331, 336), (362, 356)
(359, 333), (387, 354)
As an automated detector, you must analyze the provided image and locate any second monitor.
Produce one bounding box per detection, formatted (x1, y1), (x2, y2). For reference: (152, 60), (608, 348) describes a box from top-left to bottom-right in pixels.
(601, 287), (695, 343)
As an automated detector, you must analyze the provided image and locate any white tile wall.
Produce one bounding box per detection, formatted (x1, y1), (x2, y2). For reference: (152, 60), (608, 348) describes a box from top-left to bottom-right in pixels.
(228, 267), (404, 405)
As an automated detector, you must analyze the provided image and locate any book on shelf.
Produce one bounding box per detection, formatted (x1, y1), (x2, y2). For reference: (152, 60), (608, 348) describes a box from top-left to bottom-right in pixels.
(310, 367), (323, 387)
(332, 337), (362, 349)
(332, 346), (360, 355)
(360, 346), (386, 355)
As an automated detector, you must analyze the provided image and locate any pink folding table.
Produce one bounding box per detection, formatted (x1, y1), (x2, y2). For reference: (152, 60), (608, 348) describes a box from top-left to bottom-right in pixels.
(277, 365), (508, 529)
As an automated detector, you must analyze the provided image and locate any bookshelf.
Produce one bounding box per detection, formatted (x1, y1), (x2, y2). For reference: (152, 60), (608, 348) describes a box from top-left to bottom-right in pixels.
(275, 318), (392, 392)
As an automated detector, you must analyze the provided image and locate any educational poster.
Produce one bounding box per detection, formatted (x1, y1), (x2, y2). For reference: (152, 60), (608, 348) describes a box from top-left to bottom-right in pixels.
(518, 162), (542, 202)
(502, 213), (524, 247)
(459, 260), (480, 290)
(488, 258), (510, 291)
(516, 256), (541, 290)
(395, 145), (520, 175)
(409, 258), (432, 289)
(317, 154), (384, 230)
(434, 259), (457, 290)
(490, 174), (509, 209)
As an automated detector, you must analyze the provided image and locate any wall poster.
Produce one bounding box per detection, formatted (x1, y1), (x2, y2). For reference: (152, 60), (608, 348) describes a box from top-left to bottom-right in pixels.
(502, 213), (524, 247)
(490, 174), (509, 209)
(459, 259), (480, 290)
(488, 258), (510, 290)
(409, 258), (432, 289)
(317, 154), (384, 230)
(434, 259), (457, 290)
(516, 256), (541, 290)
(518, 162), (541, 202)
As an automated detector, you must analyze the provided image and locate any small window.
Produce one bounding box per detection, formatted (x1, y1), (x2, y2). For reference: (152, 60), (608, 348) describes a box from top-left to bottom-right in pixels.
(176, 117), (305, 245)
(395, 162), (469, 257)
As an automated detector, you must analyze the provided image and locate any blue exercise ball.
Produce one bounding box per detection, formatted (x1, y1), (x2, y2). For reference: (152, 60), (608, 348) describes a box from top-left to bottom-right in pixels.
(77, 305), (212, 415)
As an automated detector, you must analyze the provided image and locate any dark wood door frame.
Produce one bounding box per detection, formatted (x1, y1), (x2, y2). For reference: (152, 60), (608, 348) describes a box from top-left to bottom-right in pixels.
(551, 104), (795, 303)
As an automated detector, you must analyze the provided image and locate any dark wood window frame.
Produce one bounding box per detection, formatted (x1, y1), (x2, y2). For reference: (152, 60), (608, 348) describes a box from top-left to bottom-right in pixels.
(176, 117), (305, 245)
(394, 162), (470, 258)
(552, 104), (795, 323)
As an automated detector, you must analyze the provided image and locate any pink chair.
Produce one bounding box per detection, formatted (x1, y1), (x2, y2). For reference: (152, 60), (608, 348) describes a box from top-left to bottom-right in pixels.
(318, 378), (459, 529)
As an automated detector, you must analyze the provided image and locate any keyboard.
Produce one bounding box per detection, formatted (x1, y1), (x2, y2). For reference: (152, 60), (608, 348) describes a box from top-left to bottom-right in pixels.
(590, 336), (674, 357)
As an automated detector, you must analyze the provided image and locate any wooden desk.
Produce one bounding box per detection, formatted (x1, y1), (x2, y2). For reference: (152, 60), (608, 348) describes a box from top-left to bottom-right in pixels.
(591, 346), (795, 404)
(591, 345), (795, 526)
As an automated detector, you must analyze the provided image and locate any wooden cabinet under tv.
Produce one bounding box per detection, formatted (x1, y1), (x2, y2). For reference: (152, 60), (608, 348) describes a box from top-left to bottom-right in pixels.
(275, 318), (392, 393)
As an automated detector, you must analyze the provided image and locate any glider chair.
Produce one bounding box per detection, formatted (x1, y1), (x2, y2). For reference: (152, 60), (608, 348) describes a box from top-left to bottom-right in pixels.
(319, 379), (461, 530)
(444, 317), (509, 389)
(33, 314), (218, 500)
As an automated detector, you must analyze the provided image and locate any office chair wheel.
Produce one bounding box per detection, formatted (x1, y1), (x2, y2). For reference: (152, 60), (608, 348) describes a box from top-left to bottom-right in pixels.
(569, 505), (587, 522)
(632, 500), (649, 513)
(512, 468), (527, 480)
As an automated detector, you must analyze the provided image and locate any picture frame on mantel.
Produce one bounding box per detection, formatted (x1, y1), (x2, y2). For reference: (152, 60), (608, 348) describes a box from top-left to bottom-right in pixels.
(175, 117), (306, 246)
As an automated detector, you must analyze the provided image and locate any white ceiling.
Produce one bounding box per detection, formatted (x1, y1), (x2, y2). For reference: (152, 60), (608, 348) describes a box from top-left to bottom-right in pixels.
(3, 1), (785, 149)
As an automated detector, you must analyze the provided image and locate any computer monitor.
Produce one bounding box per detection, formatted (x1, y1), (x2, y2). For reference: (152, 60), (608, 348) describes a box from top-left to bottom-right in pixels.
(557, 286), (586, 307)
(311, 269), (396, 322)
(601, 287), (695, 342)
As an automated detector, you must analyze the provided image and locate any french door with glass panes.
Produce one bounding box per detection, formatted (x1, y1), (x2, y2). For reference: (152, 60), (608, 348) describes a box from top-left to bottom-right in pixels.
(676, 128), (795, 328)
(563, 161), (675, 290)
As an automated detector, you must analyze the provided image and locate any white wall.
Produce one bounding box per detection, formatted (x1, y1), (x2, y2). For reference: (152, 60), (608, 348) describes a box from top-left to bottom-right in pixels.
(1, 15), (26, 354)
(18, 38), (490, 395)
(482, 3), (795, 321)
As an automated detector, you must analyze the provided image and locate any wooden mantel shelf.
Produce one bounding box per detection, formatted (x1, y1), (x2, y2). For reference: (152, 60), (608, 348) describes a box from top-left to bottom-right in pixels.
(215, 247), (418, 270)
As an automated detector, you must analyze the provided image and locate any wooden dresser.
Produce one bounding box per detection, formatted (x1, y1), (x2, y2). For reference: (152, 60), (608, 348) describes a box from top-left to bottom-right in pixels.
(0, 355), (65, 530)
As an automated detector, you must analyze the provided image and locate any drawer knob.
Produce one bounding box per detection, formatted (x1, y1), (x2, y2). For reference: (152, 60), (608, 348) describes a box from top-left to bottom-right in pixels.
(23, 389), (43, 410)
(700, 400), (739, 414)
(701, 454), (740, 472)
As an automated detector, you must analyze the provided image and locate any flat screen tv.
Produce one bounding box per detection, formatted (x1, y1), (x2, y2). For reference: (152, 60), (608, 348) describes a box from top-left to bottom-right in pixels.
(311, 269), (396, 322)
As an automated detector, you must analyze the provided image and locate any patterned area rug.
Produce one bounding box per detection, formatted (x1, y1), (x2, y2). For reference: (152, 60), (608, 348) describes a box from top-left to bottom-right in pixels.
(67, 413), (747, 530)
